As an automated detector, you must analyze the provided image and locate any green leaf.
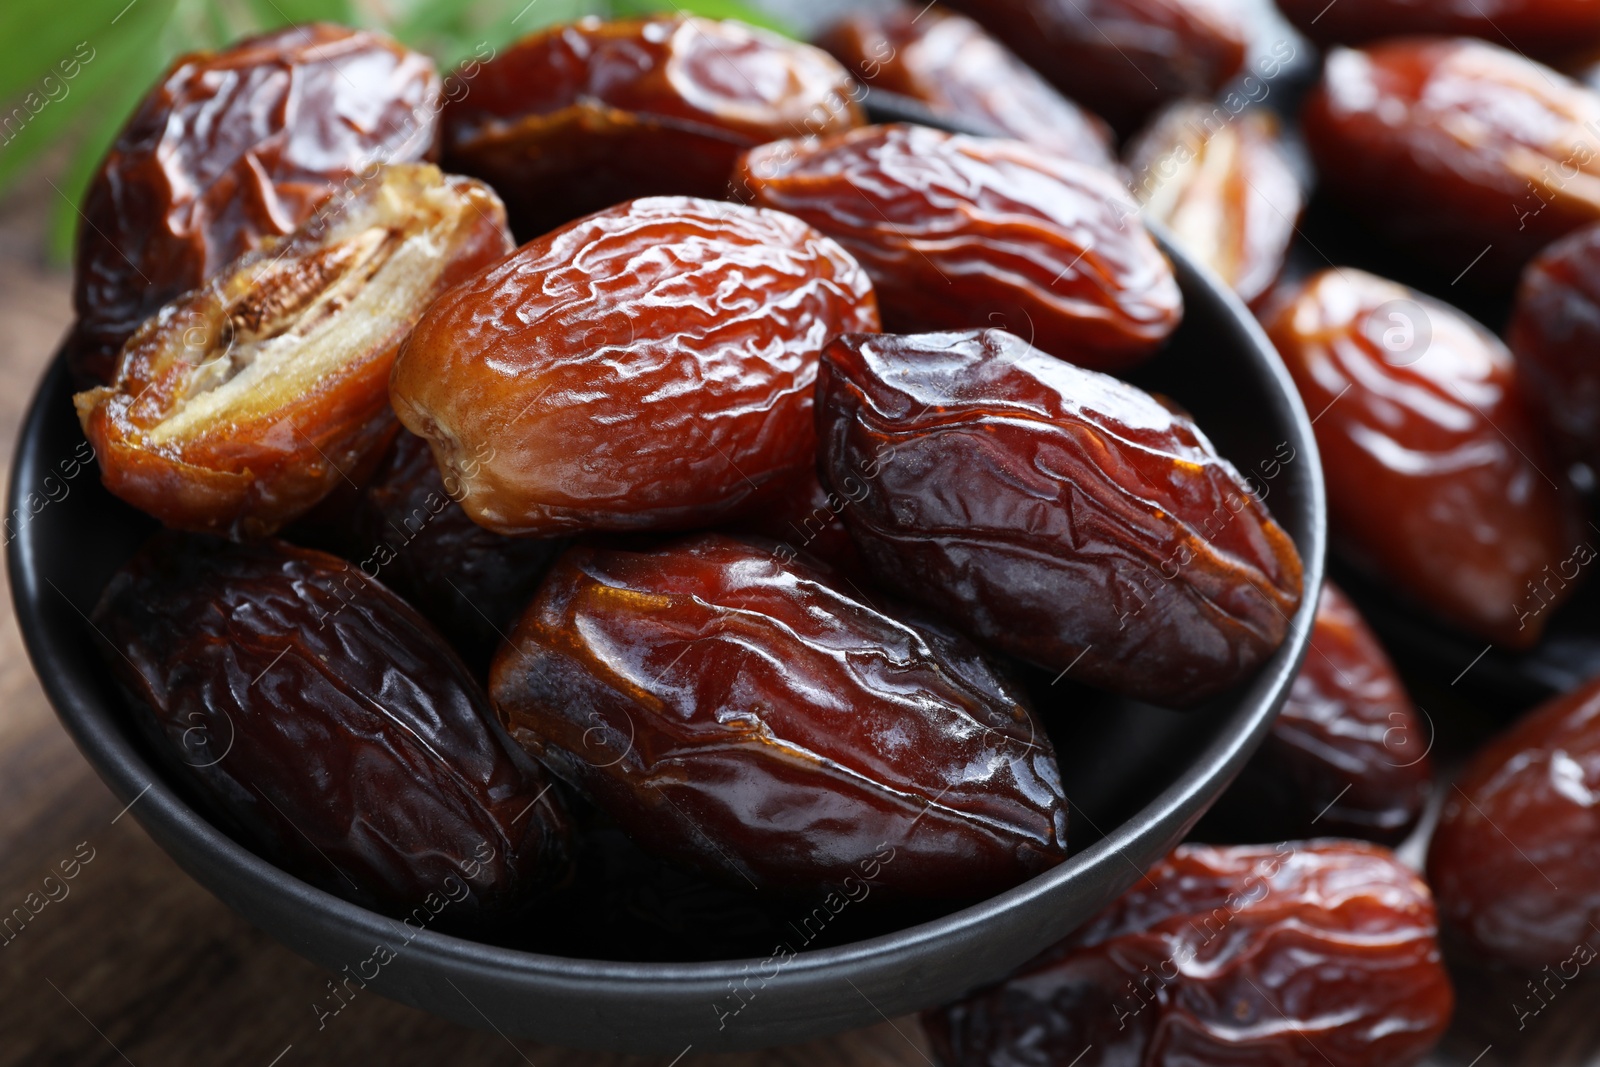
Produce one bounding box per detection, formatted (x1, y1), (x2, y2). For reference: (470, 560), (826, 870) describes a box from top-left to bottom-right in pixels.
(607, 0), (796, 36)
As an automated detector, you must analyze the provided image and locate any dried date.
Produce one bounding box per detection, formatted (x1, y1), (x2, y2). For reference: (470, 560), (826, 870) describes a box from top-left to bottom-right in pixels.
(441, 15), (861, 238)
(815, 6), (1114, 168)
(1265, 268), (1583, 647)
(924, 841), (1454, 1067)
(92, 533), (569, 920)
(733, 124), (1181, 371)
(390, 196), (879, 537)
(489, 534), (1067, 897)
(816, 328), (1304, 708)
(68, 24), (440, 384)
(1278, 0), (1600, 57)
(76, 163), (513, 540)
(1508, 222), (1600, 470)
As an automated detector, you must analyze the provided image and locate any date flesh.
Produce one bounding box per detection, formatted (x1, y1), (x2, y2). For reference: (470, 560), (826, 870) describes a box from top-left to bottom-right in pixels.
(1508, 221), (1600, 470)
(390, 196), (880, 537)
(734, 124), (1181, 372)
(442, 15), (861, 239)
(1265, 268), (1582, 648)
(489, 534), (1067, 897)
(815, 6), (1114, 168)
(92, 534), (569, 920)
(924, 842), (1454, 1067)
(75, 164), (513, 540)
(1428, 674), (1600, 967)
(68, 24), (440, 384)
(1303, 38), (1600, 282)
(816, 329), (1304, 708)
(1278, 0), (1600, 57)
(1203, 581), (1432, 845)
(1126, 102), (1303, 307)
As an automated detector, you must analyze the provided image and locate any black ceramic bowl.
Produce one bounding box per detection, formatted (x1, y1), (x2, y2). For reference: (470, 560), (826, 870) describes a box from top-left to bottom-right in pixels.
(7, 225), (1325, 1053)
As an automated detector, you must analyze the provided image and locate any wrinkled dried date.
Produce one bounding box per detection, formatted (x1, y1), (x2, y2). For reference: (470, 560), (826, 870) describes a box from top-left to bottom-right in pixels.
(1265, 268), (1582, 647)
(489, 534), (1067, 897)
(1428, 674), (1600, 968)
(68, 24), (440, 384)
(442, 15), (861, 238)
(924, 841), (1454, 1067)
(92, 533), (569, 919)
(816, 328), (1304, 708)
(815, 6), (1114, 168)
(734, 124), (1181, 372)
(390, 196), (879, 537)
(1126, 102), (1302, 306)
(1508, 222), (1600, 470)
(76, 163), (513, 540)
(1278, 0), (1600, 57)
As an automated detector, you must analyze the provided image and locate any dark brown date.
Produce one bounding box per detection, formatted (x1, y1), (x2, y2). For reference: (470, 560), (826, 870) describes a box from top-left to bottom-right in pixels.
(924, 841), (1454, 1067)
(734, 124), (1181, 372)
(1125, 102), (1303, 307)
(441, 15), (861, 239)
(390, 196), (880, 537)
(816, 329), (1304, 708)
(489, 534), (1067, 897)
(68, 24), (440, 385)
(1202, 582), (1433, 845)
(1428, 674), (1600, 968)
(1265, 268), (1583, 648)
(92, 533), (569, 920)
(815, 6), (1115, 168)
(76, 164), (513, 540)
(1279, 0), (1600, 58)
(1303, 38), (1600, 282)
(941, 0), (1249, 133)
(1508, 222), (1600, 470)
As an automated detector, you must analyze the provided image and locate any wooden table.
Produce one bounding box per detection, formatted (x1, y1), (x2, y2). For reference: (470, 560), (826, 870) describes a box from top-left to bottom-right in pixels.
(0, 167), (1596, 1067)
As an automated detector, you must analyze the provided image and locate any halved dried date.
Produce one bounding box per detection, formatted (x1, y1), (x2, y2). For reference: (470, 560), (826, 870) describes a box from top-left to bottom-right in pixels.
(69, 24), (441, 384)
(442, 15), (861, 238)
(1508, 222), (1600, 470)
(1265, 268), (1583, 647)
(815, 6), (1114, 168)
(489, 534), (1066, 897)
(75, 163), (513, 540)
(92, 533), (569, 920)
(1428, 674), (1600, 967)
(390, 196), (879, 537)
(816, 328), (1303, 708)
(733, 124), (1180, 371)
(924, 841), (1454, 1067)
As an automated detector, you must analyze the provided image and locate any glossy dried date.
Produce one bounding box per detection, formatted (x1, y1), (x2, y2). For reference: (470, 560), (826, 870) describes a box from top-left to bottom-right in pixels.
(1278, 0), (1600, 57)
(489, 534), (1067, 897)
(390, 196), (879, 537)
(1303, 38), (1600, 281)
(92, 534), (569, 919)
(1428, 674), (1600, 967)
(816, 329), (1304, 708)
(68, 24), (440, 384)
(1126, 102), (1302, 306)
(924, 842), (1453, 1067)
(1265, 268), (1583, 647)
(441, 15), (861, 238)
(734, 124), (1180, 371)
(1508, 222), (1600, 469)
(815, 6), (1114, 168)
(76, 164), (513, 540)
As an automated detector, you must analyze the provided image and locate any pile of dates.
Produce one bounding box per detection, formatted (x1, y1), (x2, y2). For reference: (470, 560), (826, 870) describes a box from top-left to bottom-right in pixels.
(63, 1), (1600, 1061)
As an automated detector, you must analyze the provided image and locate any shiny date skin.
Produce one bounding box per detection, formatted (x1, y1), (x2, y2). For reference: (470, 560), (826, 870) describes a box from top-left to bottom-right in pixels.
(1125, 102), (1303, 307)
(1203, 582), (1432, 845)
(68, 24), (440, 385)
(734, 124), (1181, 372)
(1508, 222), (1600, 470)
(92, 533), (569, 920)
(390, 196), (879, 537)
(76, 164), (514, 540)
(442, 15), (861, 239)
(816, 329), (1304, 709)
(1265, 268), (1582, 648)
(924, 842), (1454, 1067)
(489, 534), (1067, 898)
(1279, 0), (1600, 58)
(1428, 674), (1600, 968)
(1303, 38), (1600, 282)
(941, 0), (1249, 133)
(815, 6), (1114, 169)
